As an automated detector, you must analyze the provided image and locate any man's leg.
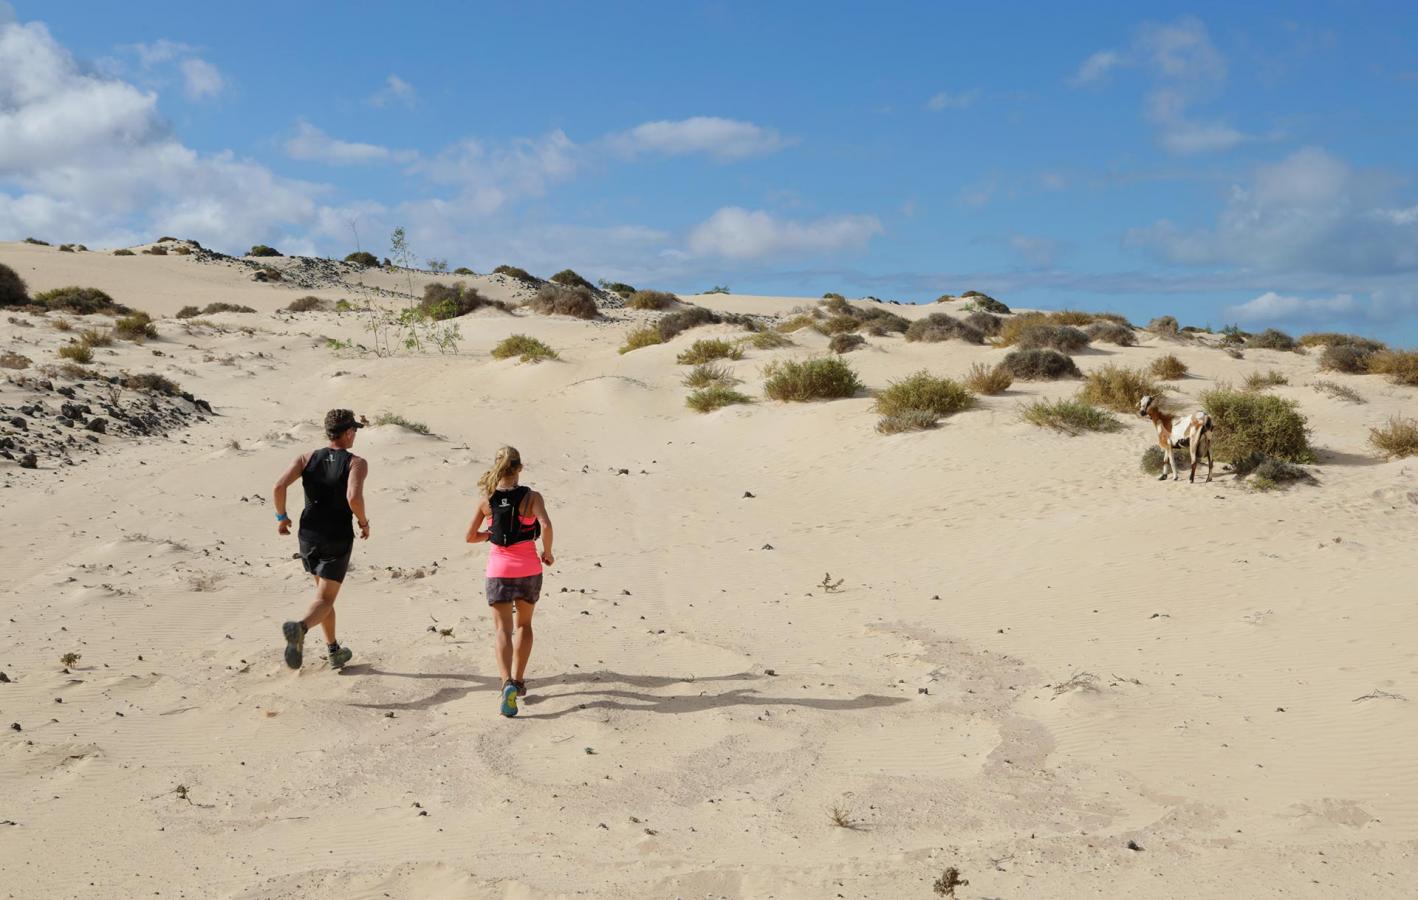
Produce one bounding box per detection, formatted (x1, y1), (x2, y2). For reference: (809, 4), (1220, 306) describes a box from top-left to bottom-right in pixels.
(512, 600), (536, 683)
(301, 577), (342, 641)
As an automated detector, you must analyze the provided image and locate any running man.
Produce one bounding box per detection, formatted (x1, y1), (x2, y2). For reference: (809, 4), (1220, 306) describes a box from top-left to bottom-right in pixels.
(273, 409), (370, 670)
(466, 445), (554, 716)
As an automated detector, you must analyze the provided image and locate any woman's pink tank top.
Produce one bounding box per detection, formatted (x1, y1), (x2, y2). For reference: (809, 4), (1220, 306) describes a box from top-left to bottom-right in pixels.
(487, 515), (542, 578)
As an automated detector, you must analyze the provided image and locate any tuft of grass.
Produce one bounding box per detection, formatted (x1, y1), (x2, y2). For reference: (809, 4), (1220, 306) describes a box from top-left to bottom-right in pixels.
(1367, 350), (1418, 386)
(686, 386), (753, 413)
(1079, 364), (1164, 412)
(876, 409), (941, 434)
(52, 318), (73, 332)
(526, 284), (600, 320)
(1001, 349), (1081, 380)
(746, 330), (793, 350)
(0, 350), (30, 369)
(114, 312), (157, 341)
(1150, 354), (1188, 380)
(33, 286), (127, 315)
(1246, 328), (1297, 352)
(627, 290), (676, 310)
(123, 372), (181, 395)
(493, 264), (537, 282)
(78, 327), (113, 348)
(1085, 321), (1137, 346)
(874, 370), (974, 419)
(827, 804), (856, 829)
(963, 361), (1013, 395)
(1141, 445), (1192, 475)
(829, 332), (866, 354)
(491, 334), (559, 363)
(762, 357), (862, 402)
(776, 313), (823, 334)
(1201, 386), (1314, 463)
(619, 326), (664, 354)
(905, 313), (984, 344)
(1242, 369), (1289, 391)
(1369, 416), (1418, 459)
(682, 362), (738, 389)
(373, 412), (431, 435)
(58, 342), (94, 363)
(676, 338), (743, 365)
(1311, 380), (1364, 404)
(1021, 398), (1121, 434)
(283, 295), (328, 313)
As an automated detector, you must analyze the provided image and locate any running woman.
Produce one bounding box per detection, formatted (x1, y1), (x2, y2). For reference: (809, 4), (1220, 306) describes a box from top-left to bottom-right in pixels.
(465, 446), (554, 716)
(273, 409), (370, 670)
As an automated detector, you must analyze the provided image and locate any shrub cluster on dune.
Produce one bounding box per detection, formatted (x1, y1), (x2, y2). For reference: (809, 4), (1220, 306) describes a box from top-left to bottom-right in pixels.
(676, 339), (743, 365)
(964, 362), (1012, 395)
(1149, 354), (1188, 380)
(1201, 386), (1314, 463)
(627, 290), (676, 310)
(1078, 364), (1164, 413)
(873, 371), (974, 433)
(762, 357), (862, 401)
(905, 313), (984, 344)
(1369, 416), (1418, 459)
(526, 284), (600, 320)
(1001, 349), (1081, 380)
(492, 334), (559, 363)
(1020, 398), (1120, 435)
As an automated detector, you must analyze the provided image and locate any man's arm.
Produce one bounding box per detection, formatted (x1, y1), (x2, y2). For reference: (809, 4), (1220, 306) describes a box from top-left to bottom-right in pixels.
(532, 491), (554, 565)
(347, 457), (370, 539)
(272, 453), (306, 535)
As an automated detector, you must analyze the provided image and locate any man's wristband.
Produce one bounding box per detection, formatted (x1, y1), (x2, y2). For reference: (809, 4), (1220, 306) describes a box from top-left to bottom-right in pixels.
(275, 513), (290, 522)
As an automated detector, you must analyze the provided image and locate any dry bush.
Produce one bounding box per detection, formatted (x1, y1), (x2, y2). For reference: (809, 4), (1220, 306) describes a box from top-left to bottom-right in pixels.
(78, 327), (113, 347)
(627, 290), (676, 310)
(776, 313), (823, 334)
(1369, 416), (1418, 459)
(1021, 398), (1120, 434)
(686, 385), (752, 413)
(491, 334), (558, 363)
(52, 318), (73, 332)
(493, 264), (537, 282)
(855, 307), (910, 334)
(1318, 343), (1376, 374)
(176, 305), (201, 319)
(124, 372), (181, 395)
(820, 315), (860, 335)
(1001, 349), (1081, 380)
(682, 362), (738, 389)
(747, 330), (793, 350)
(141, 245), (168, 256)
(874, 370), (974, 418)
(284, 296), (328, 313)
(676, 339), (743, 365)
(1311, 380), (1364, 403)
(619, 326), (663, 354)
(0, 350), (30, 369)
(549, 268), (594, 290)
(964, 310), (1003, 337)
(876, 409), (940, 434)
(23, 236), (50, 246)
(247, 244), (282, 257)
(906, 313), (985, 344)
(1299, 332), (1385, 352)
(601, 281), (635, 297)
(1201, 386), (1314, 463)
(58, 342), (93, 363)
(961, 291), (1009, 313)
(1366, 350), (1418, 386)
(1150, 354), (1188, 380)
(344, 251), (379, 267)
(453, 267), (474, 275)
(762, 357), (862, 401)
(1079, 364), (1164, 412)
(1013, 323), (1090, 353)
(1243, 369), (1289, 391)
(114, 312), (157, 341)
(170, 245), (191, 255)
(822, 295), (851, 316)
(1085, 321), (1137, 346)
(200, 302), (256, 315)
(964, 361), (1012, 394)
(1147, 315), (1181, 337)
(1234, 454), (1318, 491)
(374, 412), (431, 434)
(1141, 445), (1191, 475)
(527, 284), (600, 320)
(658, 306), (722, 341)
(253, 266), (283, 282)
(0, 262), (30, 307)
(33, 286), (126, 315)
(421, 281), (508, 319)
(829, 332), (866, 354)
(112, 248), (135, 256)
(1247, 328), (1298, 352)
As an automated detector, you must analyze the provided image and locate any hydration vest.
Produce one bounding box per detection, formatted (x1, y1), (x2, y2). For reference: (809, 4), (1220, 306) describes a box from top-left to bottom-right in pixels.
(488, 485), (540, 547)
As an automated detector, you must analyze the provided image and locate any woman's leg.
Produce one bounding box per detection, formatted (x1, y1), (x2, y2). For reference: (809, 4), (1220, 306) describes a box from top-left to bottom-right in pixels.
(490, 602), (515, 683)
(512, 600), (536, 681)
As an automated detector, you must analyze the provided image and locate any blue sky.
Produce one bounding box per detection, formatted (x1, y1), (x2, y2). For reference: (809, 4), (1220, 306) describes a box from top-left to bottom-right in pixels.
(3, 2), (1417, 344)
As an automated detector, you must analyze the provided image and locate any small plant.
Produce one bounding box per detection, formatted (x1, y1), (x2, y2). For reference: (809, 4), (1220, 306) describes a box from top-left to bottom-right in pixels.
(963, 361), (1012, 395)
(176, 305), (201, 319)
(426, 258), (448, 273)
(905, 313), (984, 344)
(1243, 369), (1290, 391)
(932, 867), (968, 898)
(702, 285), (730, 295)
(124, 372), (181, 395)
(1140, 445), (1190, 475)
(1013, 323), (1090, 353)
(1079, 364), (1163, 413)
(658, 306), (723, 341)
(1020, 398), (1121, 434)
(1369, 416), (1418, 459)
(677, 339), (743, 365)
(60, 652), (81, 669)
(827, 803), (855, 828)
(875, 370), (974, 419)
(1368, 350), (1418, 386)
(1247, 328), (1297, 352)
(819, 573), (844, 593)
(344, 251), (379, 267)
(686, 385), (753, 413)
(829, 332), (866, 354)
(23, 236), (50, 246)
(113, 248), (135, 256)
(420, 282), (507, 319)
(247, 244), (282, 257)
(1237, 454), (1317, 491)
(452, 267), (474, 275)
(682, 362), (738, 389)
(1311, 380), (1364, 404)
(170, 245), (192, 255)
(876, 409), (940, 434)
(141, 245), (168, 256)
(284, 296), (328, 313)
(188, 573), (220, 592)
(1001, 349), (1081, 380)
(747, 330), (793, 350)
(600, 280), (637, 296)
(59, 342), (94, 363)
(549, 268), (594, 290)
(201, 303), (256, 315)
(1085, 320), (1137, 346)
(1150, 354), (1188, 380)
(762, 357), (862, 402)
(491, 334), (558, 363)
(493, 264), (537, 282)
(1201, 387), (1314, 463)
(627, 290), (675, 310)
(775, 314), (822, 334)
(619, 326), (664, 354)
(115, 312), (157, 341)
(53, 318), (73, 332)
(527, 284), (600, 320)
(0, 350), (30, 369)
(374, 412), (431, 435)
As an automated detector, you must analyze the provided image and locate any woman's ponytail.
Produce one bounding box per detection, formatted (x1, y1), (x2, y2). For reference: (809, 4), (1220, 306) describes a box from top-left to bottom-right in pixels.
(478, 445), (522, 496)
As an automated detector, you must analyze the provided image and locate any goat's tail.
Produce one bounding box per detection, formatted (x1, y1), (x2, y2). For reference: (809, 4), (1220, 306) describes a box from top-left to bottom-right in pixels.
(1200, 414), (1214, 435)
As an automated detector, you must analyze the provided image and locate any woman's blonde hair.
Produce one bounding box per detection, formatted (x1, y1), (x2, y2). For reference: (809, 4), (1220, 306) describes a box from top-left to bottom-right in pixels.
(478, 445), (523, 496)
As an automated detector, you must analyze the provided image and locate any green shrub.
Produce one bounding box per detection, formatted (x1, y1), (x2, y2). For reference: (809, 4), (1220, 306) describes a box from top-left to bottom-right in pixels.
(493, 264), (537, 282)
(78, 327), (113, 347)
(876, 409), (941, 434)
(141, 245), (168, 256)
(1014, 323), (1090, 353)
(176, 305), (201, 319)
(1001, 349), (1081, 380)
(1368, 350), (1418, 385)
(247, 244), (282, 257)
(682, 362), (738, 389)
(775, 313), (823, 334)
(492, 334), (558, 363)
(702, 284), (730, 295)
(1020, 398), (1121, 434)
(170, 245), (192, 255)
(1311, 380), (1364, 403)
(1369, 416), (1418, 459)
(548, 268), (593, 290)
(283, 296), (328, 313)
(344, 251), (379, 267)
(1318, 343), (1376, 374)
(676, 338), (743, 365)
(619, 326), (664, 354)
(964, 361), (1013, 394)
(124, 372), (181, 395)
(1148, 315), (1181, 337)
(1079, 364), (1164, 412)
(114, 312), (157, 341)
(33, 286), (127, 315)
(686, 386), (753, 413)
(1243, 369), (1289, 391)
(0, 262), (28, 307)
(421, 281), (507, 319)
(874, 371), (974, 418)
(762, 357), (862, 401)
(23, 237), (50, 246)
(374, 412), (431, 434)
(1085, 321), (1137, 346)
(905, 313), (984, 344)
(829, 333), (866, 354)
(452, 267), (474, 275)
(819, 315), (859, 335)
(1234, 454), (1317, 491)
(58, 342), (93, 363)
(200, 302), (256, 315)
(658, 306), (721, 341)
(747, 330), (793, 350)
(526, 285), (599, 319)
(1247, 328), (1297, 352)
(1299, 332), (1385, 353)
(113, 248), (135, 256)
(961, 291), (1009, 314)
(627, 290), (676, 310)
(1141, 445), (1192, 475)
(1150, 354), (1188, 380)
(602, 281), (637, 297)
(156, 236), (178, 243)
(1201, 387), (1314, 463)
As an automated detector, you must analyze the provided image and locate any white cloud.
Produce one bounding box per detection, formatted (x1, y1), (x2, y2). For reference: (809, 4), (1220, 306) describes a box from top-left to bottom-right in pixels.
(1226, 291), (1360, 323)
(1070, 50), (1122, 85)
(412, 131), (578, 214)
(687, 207), (882, 260)
(0, 2), (15, 25)
(284, 121), (410, 166)
(369, 74), (416, 108)
(1137, 17), (1226, 82)
(179, 58), (224, 100)
(126, 39), (192, 67)
(1146, 89), (1246, 154)
(1007, 234), (1061, 268)
(925, 90), (979, 111)
(605, 117), (787, 161)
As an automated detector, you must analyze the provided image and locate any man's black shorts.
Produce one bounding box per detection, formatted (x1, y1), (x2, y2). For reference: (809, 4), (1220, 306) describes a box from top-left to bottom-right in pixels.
(298, 536), (353, 583)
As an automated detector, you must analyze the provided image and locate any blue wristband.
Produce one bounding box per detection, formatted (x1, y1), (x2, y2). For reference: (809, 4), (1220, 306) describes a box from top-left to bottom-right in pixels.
(276, 513), (290, 522)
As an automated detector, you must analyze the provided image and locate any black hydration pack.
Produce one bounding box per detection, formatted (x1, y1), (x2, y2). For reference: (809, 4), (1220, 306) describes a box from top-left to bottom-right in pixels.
(488, 485), (540, 547)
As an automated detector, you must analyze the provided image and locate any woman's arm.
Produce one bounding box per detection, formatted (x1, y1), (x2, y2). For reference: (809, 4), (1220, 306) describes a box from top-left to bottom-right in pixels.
(465, 499), (489, 543)
(532, 491), (554, 565)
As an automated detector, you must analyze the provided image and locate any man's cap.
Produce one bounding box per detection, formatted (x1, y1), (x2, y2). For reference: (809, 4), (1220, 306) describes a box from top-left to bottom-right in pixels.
(324, 408), (363, 436)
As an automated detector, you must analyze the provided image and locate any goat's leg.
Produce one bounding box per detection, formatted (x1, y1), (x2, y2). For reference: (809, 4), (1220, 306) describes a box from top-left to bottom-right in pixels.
(1205, 440), (1214, 482)
(1157, 441), (1170, 480)
(1189, 440), (1200, 483)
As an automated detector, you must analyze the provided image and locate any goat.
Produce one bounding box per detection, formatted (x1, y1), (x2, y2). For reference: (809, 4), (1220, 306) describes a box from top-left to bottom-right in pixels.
(1139, 395), (1213, 482)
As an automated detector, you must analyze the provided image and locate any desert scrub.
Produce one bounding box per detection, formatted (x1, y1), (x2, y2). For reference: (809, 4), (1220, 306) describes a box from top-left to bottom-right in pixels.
(0, 261), (28, 307)
(1001, 349), (1081, 380)
(526, 284), (599, 320)
(776, 313), (824, 334)
(762, 357), (862, 401)
(1141, 445), (1192, 475)
(1147, 315), (1181, 337)
(1078, 364), (1164, 412)
(493, 264), (537, 282)
(905, 313), (984, 344)
(344, 251), (379, 267)
(124, 372), (181, 395)
(1085, 321), (1137, 346)
(1020, 398), (1121, 435)
(1366, 350), (1418, 386)
(247, 244), (282, 257)
(964, 310), (1003, 337)
(1300, 332), (1385, 352)
(600, 281), (636, 297)
(141, 245), (168, 255)
(657, 306), (724, 341)
(686, 385), (753, 413)
(1201, 387), (1314, 463)
(1243, 369), (1289, 391)
(682, 362), (739, 389)
(819, 315), (860, 335)
(676, 339), (743, 365)
(627, 290), (676, 310)
(1012, 323), (1090, 353)
(1311, 380), (1364, 403)
(1369, 416), (1418, 459)
(746, 330), (793, 350)
(198, 302), (256, 315)
(548, 268), (594, 290)
(960, 291), (1009, 314)
(58, 342), (94, 363)
(876, 409), (941, 434)
(0, 350), (30, 369)
(77, 327), (113, 347)
(113, 248), (135, 256)
(115, 312), (157, 341)
(33, 286), (127, 315)
(1318, 343), (1377, 374)
(1233, 454), (1318, 491)
(491, 334), (558, 363)
(829, 333), (866, 354)
(1150, 354), (1188, 380)
(176, 306), (201, 319)
(619, 326), (664, 354)
(283, 295), (328, 313)
(421, 282), (508, 319)
(374, 412), (430, 434)
(874, 371), (974, 418)
(964, 362), (1013, 394)
(1246, 328), (1297, 352)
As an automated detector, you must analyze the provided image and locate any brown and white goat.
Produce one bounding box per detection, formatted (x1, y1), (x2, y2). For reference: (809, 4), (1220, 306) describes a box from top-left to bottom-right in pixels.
(1139, 395), (1213, 482)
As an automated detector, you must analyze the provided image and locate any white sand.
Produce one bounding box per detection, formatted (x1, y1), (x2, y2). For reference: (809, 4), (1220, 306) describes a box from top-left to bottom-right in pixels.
(1, 241), (1416, 898)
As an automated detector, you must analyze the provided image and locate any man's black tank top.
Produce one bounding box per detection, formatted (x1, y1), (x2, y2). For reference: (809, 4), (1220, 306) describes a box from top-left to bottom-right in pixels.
(299, 447), (354, 542)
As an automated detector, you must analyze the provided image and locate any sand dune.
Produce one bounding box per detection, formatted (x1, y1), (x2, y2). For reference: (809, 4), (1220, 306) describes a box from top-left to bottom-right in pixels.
(2, 241), (1416, 898)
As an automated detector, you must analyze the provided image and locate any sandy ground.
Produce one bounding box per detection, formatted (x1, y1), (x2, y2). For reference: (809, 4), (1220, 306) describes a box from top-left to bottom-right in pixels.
(1, 241), (1416, 899)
